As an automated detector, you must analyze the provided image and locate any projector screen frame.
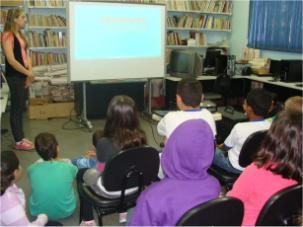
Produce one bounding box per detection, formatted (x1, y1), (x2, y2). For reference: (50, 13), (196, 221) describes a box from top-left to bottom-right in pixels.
(67, 0), (166, 82)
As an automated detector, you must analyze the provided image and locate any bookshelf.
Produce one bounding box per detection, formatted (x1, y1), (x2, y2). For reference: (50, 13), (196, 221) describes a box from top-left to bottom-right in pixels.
(0, 2), (25, 66)
(166, 0), (233, 50)
(26, 0), (67, 68)
(122, 0), (233, 52)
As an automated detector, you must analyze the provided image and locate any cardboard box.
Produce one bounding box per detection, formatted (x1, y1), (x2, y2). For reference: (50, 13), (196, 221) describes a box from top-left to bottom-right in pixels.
(28, 98), (75, 120)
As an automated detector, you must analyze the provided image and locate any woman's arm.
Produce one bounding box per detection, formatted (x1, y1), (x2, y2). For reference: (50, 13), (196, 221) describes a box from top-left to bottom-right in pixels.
(2, 37), (33, 77)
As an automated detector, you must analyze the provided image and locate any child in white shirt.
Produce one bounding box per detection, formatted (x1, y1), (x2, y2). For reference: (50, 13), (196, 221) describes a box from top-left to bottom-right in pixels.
(213, 88), (273, 173)
(157, 77), (217, 142)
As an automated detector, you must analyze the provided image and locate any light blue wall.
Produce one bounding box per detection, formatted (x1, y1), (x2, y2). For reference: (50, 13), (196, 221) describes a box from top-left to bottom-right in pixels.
(230, 0), (302, 60)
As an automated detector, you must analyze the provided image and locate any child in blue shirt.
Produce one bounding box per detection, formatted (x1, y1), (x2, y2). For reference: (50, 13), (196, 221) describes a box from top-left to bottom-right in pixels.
(72, 130), (103, 169)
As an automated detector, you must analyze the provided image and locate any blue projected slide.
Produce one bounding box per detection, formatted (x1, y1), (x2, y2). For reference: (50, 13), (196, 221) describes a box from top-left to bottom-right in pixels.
(74, 5), (161, 59)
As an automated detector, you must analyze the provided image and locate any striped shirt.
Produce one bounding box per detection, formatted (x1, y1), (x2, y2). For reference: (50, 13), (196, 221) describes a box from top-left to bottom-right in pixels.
(0, 184), (48, 226)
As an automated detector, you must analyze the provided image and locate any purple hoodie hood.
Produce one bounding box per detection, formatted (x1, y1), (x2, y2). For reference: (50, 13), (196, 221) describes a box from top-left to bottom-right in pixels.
(129, 119), (220, 226)
(162, 119), (215, 180)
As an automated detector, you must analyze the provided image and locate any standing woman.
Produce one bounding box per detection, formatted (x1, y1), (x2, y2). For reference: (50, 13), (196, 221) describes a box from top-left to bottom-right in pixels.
(2, 8), (35, 150)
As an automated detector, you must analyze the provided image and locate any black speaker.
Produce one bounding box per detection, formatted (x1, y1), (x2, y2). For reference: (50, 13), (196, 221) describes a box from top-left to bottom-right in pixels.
(281, 60), (302, 82)
(215, 55), (227, 75)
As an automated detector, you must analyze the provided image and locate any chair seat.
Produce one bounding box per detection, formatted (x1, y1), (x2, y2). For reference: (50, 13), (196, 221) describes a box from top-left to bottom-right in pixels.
(208, 166), (240, 185)
(80, 183), (139, 209)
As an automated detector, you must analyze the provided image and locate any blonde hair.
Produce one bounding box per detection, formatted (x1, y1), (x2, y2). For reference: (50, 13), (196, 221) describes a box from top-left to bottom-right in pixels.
(285, 96), (303, 114)
(3, 8), (27, 47)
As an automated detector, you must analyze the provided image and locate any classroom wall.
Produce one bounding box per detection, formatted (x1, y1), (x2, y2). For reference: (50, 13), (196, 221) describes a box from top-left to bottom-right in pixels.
(230, 0), (302, 60)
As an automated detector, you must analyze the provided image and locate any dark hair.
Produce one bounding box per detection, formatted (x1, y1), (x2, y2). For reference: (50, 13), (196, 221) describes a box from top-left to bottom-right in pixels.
(103, 95), (146, 149)
(255, 111), (302, 182)
(1, 150), (19, 195)
(177, 77), (202, 107)
(246, 88), (272, 117)
(34, 133), (58, 161)
(92, 130), (104, 147)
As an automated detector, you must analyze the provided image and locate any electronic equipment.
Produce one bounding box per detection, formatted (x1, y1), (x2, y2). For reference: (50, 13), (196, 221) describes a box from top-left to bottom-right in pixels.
(280, 60), (302, 82)
(204, 47), (227, 75)
(169, 50), (203, 77)
(200, 100), (217, 113)
(215, 55), (228, 75)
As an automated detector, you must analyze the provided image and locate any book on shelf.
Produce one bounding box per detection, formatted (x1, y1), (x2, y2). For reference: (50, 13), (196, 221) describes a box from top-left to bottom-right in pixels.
(28, 31), (66, 48)
(29, 0), (66, 7)
(166, 0), (232, 13)
(29, 14), (66, 27)
(168, 14), (230, 30)
(30, 52), (67, 67)
(1, 10), (8, 25)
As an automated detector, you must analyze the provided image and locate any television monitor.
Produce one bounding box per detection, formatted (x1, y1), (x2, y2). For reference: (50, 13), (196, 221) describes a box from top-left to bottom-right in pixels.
(169, 50), (203, 77)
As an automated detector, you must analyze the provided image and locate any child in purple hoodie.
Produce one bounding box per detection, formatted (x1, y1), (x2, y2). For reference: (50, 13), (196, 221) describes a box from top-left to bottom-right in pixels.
(129, 119), (220, 226)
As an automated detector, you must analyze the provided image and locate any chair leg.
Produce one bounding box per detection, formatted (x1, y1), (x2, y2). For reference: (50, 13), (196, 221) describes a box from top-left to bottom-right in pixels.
(95, 208), (103, 226)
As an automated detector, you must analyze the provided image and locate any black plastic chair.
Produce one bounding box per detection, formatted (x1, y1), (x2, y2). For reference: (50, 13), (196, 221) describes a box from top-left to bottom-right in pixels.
(208, 130), (268, 190)
(256, 184), (302, 226)
(78, 146), (160, 226)
(176, 197), (244, 226)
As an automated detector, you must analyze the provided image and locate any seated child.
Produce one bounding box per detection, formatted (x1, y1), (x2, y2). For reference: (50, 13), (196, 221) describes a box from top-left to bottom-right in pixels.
(0, 150), (48, 226)
(284, 96), (302, 114)
(72, 130), (103, 169)
(28, 132), (78, 220)
(129, 119), (220, 226)
(77, 95), (146, 226)
(157, 77), (217, 142)
(213, 88), (272, 174)
(228, 111), (302, 226)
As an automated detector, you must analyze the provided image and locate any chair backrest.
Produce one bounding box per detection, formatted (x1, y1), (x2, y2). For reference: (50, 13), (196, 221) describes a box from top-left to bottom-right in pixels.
(239, 130), (267, 168)
(102, 146), (160, 191)
(176, 197), (244, 226)
(255, 184), (302, 226)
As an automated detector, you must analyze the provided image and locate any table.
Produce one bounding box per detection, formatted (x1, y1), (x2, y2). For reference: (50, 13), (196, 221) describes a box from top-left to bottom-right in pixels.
(165, 74), (302, 109)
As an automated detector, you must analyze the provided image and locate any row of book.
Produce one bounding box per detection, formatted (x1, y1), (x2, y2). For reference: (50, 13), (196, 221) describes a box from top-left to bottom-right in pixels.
(28, 0), (66, 7)
(0, 10), (7, 24)
(28, 31), (66, 48)
(28, 14), (66, 27)
(0, 55), (4, 65)
(120, 0), (232, 13)
(166, 0), (232, 13)
(168, 15), (231, 30)
(30, 52), (67, 66)
(167, 31), (206, 46)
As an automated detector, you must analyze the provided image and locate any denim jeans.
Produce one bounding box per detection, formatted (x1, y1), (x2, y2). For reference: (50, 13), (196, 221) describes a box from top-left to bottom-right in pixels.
(213, 148), (242, 174)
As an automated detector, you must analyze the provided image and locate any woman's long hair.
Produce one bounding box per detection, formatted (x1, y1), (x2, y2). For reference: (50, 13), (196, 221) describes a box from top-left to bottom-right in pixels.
(1, 151), (19, 196)
(255, 111), (302, 182)
(3, 8), (27, 47)
(104, 95), (146, 149)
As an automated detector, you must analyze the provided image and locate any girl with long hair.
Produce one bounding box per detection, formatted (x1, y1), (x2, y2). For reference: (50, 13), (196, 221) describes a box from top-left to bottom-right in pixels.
(2, 8), (35, 150)
(77, 95), (146, 226)
(228, 111), (302, 226)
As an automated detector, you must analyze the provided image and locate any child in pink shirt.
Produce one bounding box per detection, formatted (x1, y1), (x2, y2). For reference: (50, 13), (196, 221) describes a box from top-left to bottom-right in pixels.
(0, 150), (48, 226)
(228, 111), (302, 226)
